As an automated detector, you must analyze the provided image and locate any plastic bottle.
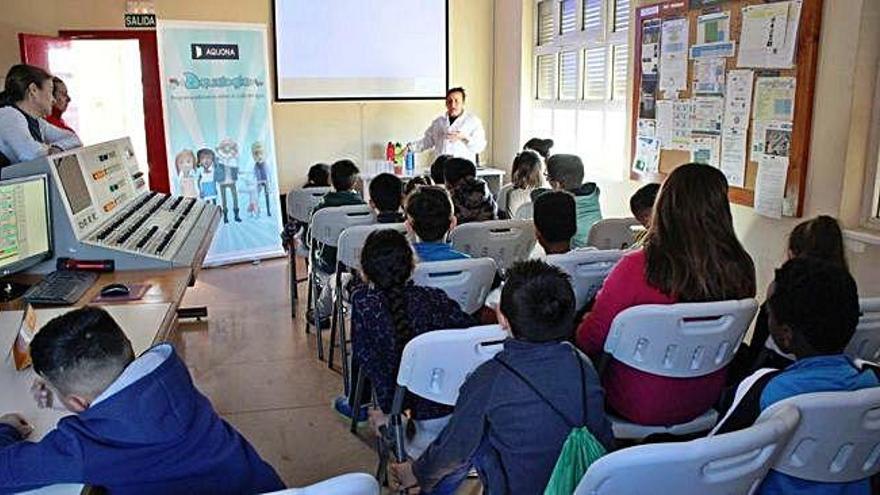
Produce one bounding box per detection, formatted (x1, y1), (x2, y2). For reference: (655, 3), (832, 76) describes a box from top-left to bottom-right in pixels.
(393, 142), (403, 175)
(405, 149), (415, 176)
(385, 142), (395, 163)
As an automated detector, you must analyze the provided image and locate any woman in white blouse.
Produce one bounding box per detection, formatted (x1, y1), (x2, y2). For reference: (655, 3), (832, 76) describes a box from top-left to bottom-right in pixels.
(0, 64), (81, 166)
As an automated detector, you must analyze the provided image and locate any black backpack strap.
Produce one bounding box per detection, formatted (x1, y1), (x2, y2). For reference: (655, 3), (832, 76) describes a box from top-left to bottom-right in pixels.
(713, 368), (783, 435)
(10, 105), (43, 142)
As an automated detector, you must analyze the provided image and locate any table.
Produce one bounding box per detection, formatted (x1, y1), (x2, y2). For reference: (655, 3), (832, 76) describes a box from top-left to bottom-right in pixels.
(360, 167), (507, 198)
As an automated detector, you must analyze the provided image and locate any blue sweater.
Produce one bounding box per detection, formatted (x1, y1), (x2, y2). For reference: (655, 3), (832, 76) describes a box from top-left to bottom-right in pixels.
(412, 241), (470, 262)
(0, 345), (284, 494)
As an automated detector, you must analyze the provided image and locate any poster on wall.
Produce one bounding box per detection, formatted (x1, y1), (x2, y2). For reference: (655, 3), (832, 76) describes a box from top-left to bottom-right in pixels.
(157, 21), (284, 266)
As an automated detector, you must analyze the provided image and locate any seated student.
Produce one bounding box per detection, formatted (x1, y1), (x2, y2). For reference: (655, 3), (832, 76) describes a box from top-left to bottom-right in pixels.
(728, 215), (850, 385)
(368, 173), (405, 223)
(714, 257), (877, 495)
(0, 65), (81, 166)
(0, 307), (283, 494)
(405, 186), (469, 262)
(281, 163), (331, 252)
(350, 231), (475, 459)
(389, 260), (614, 494)
(523, 137), (553, 161)
(629, 182), (660, 248)
(535, 154), (601, 248)
(304, 162), (331, 188)
(308, 159), (365, 324)
(430, 154), (451, 186)
(500, 149), (545, 218)
(534, 190), (577, 256)
(403, 174), (434, 198)
(577, 163), (756, 426)
(444, 157), (497, 224)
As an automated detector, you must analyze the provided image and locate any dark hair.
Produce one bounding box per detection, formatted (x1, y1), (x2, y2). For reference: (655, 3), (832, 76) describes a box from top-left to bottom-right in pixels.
(788, 215), (848, 271)
(197, 148), (215, 162)
(630, 182), (661, 218)
(404, 175), (434, 196)
(546, 154), (585, 190)
(306, 163), (331, 187)
(1, 64), (53, 106)
(446, 87), (466, 100)
(511, 150), (544, 189)
(331, 159), (360, 191)
(405, 185), (454, 242)
(430, 154), (451, 184)
(768, 257), (859, 354)
(444, 157), (477, 186)
(534, 190), (577, 244)
(51, 76), (66, 96)
(645, 163), (756, 301)
(523, 138), (554, 160)
(360, 230), (415, 354)
(500, 260), (575, 342)
(30, 307), (134, 397)
(369, 173), (403, 212)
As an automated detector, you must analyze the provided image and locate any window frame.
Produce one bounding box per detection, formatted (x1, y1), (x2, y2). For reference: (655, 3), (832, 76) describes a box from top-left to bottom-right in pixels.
(861, 63), (880, 230)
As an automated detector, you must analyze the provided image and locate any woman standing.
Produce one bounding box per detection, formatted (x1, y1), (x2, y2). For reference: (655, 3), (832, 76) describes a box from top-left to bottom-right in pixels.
(0, 65), (81, 165)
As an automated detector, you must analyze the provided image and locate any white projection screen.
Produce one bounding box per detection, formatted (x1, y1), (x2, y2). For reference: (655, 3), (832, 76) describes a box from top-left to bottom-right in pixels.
(273, 0), (448, 101)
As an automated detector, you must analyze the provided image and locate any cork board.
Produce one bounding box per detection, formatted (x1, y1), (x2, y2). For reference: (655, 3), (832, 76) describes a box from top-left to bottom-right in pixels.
(630, 0), (824, 217)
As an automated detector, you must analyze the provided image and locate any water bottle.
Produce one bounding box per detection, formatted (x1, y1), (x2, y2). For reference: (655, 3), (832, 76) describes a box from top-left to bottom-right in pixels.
(393, 142), (403, 175)
(405, 149), (415, 176)
(385, 142), (395, 162)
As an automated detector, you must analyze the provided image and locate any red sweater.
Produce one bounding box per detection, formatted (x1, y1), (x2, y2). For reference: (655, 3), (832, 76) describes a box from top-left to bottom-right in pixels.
(576, 249), (727, 425)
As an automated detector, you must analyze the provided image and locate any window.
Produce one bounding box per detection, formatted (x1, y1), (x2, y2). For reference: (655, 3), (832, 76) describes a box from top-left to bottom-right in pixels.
(533, 0), (630, 180)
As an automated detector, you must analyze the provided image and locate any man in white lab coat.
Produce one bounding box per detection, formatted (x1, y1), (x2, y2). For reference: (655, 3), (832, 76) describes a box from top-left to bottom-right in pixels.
(408, 87), (486, 164)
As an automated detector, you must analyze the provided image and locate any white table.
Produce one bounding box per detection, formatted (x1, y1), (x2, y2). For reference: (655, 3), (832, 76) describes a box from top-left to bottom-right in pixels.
(361, 167), (506, 198)
(0, 303), (173, 495)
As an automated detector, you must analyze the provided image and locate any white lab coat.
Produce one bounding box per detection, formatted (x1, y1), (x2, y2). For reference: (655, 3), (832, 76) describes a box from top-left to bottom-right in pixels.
(409, 111), (486, 163)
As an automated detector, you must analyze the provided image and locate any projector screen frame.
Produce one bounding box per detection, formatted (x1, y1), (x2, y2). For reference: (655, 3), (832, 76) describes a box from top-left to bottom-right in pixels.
(270, 0), (450, 102)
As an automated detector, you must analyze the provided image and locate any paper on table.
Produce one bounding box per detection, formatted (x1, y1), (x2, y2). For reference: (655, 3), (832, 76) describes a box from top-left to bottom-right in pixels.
(738, 1), (799, 68)
(633, 136), (661, 174)
(691, 97), (725, 135)
(671, 100), (694, 150)
(754, 77), (796, 122)
(754, 157), (789, 218)
(691, 134), (721, 168)
(659, 18), (689, 97)
(656, 100), (674, 148)
(697, 11), (731, 44)
(694, 58), (727, 95)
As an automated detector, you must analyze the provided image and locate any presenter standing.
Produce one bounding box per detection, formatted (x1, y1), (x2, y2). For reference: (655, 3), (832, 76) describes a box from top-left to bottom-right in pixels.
(407, 87), (486, 164)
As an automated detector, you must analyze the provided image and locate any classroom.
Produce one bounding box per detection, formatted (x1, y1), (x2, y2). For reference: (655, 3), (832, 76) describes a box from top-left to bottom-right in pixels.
(0, 0), (879, 494)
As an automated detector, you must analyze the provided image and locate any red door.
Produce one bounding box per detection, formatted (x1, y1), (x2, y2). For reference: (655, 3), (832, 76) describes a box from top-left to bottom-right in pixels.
(18, 31), (170, 193)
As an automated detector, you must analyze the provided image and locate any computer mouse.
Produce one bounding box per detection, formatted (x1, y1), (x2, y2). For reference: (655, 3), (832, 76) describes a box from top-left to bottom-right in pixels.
(100, 283), (131, 297)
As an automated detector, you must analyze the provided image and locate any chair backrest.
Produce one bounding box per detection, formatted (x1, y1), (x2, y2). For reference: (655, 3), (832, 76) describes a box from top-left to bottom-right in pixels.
(396, 325), (508, 406)
(496, 183), (514, 213)
(309, 204), (374, 247)
(575, 404), (800, 495)
(412, 257), (498, 314)
(288, 186), (331, 222)
(545, 249), (624, 311)
(337, 223), (407, 270)
(265, 473), (379, 495)
(604, 299), (758, 378)
(449, 219), (536, 271)
(758, 386), (880, 483)
(514, 201), (533, 220)
(847, 297), (880, 363)
(586, 218), (641, 250)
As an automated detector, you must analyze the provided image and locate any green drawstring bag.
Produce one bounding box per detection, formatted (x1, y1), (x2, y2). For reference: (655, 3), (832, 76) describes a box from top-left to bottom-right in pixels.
(494, 345), (608, 495)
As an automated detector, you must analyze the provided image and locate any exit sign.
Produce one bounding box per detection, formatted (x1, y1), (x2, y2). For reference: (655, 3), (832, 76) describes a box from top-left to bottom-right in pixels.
(125, 13), (156, 28)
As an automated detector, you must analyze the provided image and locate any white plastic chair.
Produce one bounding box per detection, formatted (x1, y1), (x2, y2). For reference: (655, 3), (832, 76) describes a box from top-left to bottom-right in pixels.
(545, 249), (624, 311)
(586, 218), (642, 250)
(575, 404), (801, 495)
(308, 204), (375, 360)
(603, 298), (759, 440)
(449, 219), (536, 271)
(514, 201), (533, 220)
(285, 187), (330, 318)
(847, 297), (880, 363)
(757, 386), (880, 484)
(263, 472), (379, 495)
(496, 183), (514, 215)
(412, 257), (498, 314)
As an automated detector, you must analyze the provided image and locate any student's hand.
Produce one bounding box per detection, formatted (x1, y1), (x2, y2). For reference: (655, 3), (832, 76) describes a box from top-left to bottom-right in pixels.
(368, 407), (388, 437)
(31, 379), (53, 409)
(389, 461), (419, 492)
(0, 413), (33, 439)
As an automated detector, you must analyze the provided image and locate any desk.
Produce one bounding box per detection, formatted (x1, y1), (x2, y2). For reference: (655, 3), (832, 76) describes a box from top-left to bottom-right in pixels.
(360, 167), (506, 198)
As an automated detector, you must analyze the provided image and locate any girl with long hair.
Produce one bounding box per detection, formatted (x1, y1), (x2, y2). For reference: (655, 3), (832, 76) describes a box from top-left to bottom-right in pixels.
(576, 163), (756, 425)
(499, 149), (545, 218)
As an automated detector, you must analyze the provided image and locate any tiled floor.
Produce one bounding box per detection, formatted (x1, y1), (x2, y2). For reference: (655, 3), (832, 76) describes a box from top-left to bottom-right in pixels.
(174, 257), (480, 493)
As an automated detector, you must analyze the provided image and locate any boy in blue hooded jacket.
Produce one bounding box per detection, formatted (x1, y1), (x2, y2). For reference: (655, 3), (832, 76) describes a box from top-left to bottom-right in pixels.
(0, 306), (284, 494)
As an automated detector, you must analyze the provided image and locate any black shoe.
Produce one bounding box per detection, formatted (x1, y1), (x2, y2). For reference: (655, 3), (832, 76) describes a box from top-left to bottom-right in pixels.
(234, 208), (242, 222)
(306, 309), (331, 329)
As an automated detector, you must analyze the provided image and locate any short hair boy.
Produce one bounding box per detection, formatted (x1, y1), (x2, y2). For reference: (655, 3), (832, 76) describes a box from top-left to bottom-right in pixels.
(444, 158), (497, 224)
(368, 173), (404, 223)
(714, 258), (877, 494)
(543, 154), (602, 248)
(533, 190), (577, 255)
(405, 186), (468, 262)
(389, 260), (613, 493)
(0, 307), (284, 494)
(629, 182), (660, 228)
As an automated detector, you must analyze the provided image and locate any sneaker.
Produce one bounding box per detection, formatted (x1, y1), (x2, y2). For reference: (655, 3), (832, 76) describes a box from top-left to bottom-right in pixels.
(306, 309), (331, 329)
(333, 395), (368, 425)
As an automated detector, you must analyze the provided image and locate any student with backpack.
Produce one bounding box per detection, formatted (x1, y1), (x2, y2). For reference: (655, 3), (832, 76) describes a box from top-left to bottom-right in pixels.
(389, 260), (613, 494)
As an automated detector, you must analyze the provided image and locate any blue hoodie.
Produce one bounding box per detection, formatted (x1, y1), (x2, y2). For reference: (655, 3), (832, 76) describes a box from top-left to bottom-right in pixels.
(0, 344), (284, 494)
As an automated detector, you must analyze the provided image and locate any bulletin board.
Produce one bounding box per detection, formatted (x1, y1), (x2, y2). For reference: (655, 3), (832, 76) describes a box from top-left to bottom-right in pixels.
(629, 0), (824, 217)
